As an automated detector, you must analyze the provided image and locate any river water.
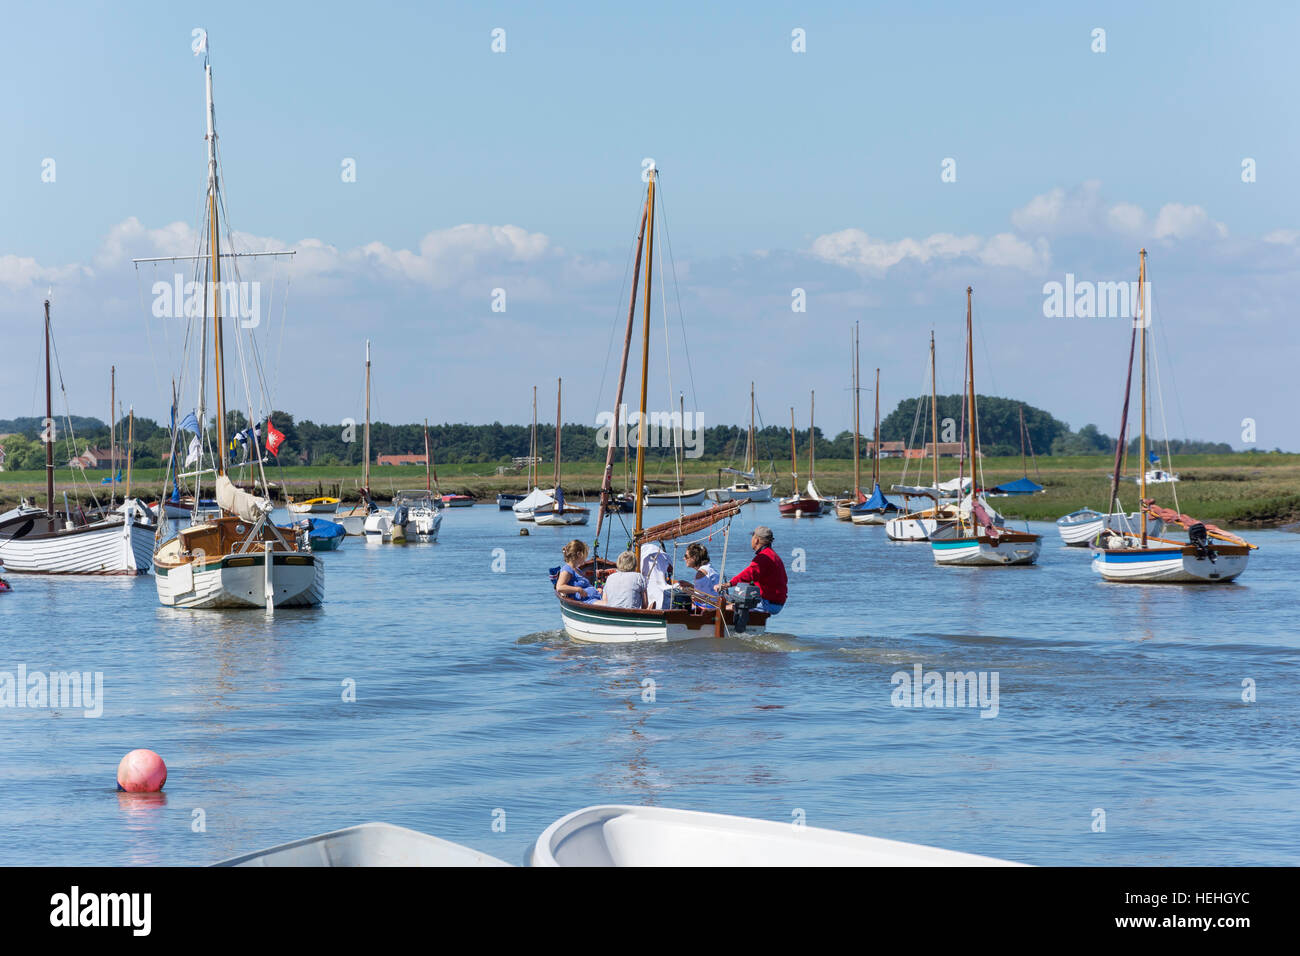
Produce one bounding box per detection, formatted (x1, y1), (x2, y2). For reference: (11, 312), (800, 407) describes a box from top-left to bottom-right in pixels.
(0, 504), (1295, 865)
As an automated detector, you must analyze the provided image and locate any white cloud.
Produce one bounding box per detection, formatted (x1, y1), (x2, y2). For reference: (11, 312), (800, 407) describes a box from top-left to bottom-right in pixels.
(810, 229), (1048, 274)
(1010, 182), (1227, 241)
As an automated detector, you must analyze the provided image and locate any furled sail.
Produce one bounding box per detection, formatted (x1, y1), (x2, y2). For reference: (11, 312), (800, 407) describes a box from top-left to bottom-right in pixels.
(1141, 500), (1255, 548)
(216, 475), (272, 523)
(635, 501), (741, 547)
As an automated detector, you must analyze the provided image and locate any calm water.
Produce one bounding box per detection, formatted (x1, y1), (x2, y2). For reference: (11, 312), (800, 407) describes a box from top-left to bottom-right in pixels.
(1, 504), (1296, 866)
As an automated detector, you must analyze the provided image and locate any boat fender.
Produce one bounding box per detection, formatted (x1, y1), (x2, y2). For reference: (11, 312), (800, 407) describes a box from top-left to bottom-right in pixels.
(730, 582), (761, 633)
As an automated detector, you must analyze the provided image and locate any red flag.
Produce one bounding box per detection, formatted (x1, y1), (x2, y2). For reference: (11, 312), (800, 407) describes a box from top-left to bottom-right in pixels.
(265, 419), (285, 457)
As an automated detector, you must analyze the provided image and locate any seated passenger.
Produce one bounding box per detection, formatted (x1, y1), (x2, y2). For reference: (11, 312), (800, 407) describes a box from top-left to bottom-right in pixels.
(677, 542), (720, 608)
(639, 541), (673, 609)
(555, 539), (599, 601)
(597, 550), (647, 608)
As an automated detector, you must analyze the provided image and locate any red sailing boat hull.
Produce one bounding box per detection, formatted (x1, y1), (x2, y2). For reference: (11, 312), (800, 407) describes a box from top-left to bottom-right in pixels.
(778, 497), (822, 517)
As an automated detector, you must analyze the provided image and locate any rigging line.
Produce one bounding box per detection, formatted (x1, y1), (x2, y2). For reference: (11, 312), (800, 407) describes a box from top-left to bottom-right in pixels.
(1150, 285), (1192, 449)
(592, 191), (645, 426)
(1148, 318), (1180, 514)
(656, 201), (683, 516)
(135, 261), (167, 410)
(898, 352), (929, 487)
(653, 178), (702, 422)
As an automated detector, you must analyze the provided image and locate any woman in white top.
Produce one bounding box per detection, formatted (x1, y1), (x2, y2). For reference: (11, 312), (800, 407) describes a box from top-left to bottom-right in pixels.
(679, 542), (720, 608)
(639, 541), (672, 609)
(598, 550), (647, 609)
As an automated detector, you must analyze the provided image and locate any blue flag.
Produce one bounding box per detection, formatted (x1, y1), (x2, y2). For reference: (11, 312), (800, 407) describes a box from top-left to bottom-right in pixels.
(99, 470), (122, 485)
(1148, 450), (1160, 464)
(178, 411), (199, 434)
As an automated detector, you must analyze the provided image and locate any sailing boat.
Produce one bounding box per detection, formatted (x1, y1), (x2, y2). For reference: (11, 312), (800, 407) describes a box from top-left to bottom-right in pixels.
(836, 325), (864, 521)
(644, 394), (708, 507)
(554, 166), (762, 643)
(707, 382), (773, 503)
(152, 47), (323, 608)
(885, 332), (966, 541)
(929, 288), (1042, 566)
(1092, 250), (1254, 582)
(391, 419), (443, 540)
(803, 390), (838, 513)
(533, 378), (590, 526)
(334, 341), (383, 537)
(851, 366), (901, 525)
(988, 406), (1046, 497)
(778, 405), (822, 518)
(513, 386), (557, 521)
(0, 301), (156, 575)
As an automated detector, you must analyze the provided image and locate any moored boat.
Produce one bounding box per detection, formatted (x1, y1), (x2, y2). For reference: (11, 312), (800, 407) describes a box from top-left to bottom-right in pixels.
(215, 823), (510, 867)
(287, 496), (339, 515)
(529, 805), (1020, 867)
(1056, 508), (1158, 547)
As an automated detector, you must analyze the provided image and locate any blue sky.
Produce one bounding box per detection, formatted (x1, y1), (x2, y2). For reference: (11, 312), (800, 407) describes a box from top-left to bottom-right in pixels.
(2, 1), (1298, 449)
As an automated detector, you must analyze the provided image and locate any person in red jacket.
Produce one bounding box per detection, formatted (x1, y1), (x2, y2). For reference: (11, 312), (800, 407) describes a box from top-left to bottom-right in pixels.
(723, 525), (787, 615)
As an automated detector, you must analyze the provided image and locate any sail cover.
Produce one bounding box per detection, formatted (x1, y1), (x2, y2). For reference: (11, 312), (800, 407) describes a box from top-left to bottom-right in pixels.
(514, 487), (555, 513)
(989, 476), (1044, 495)
(216, 475), (272, 523)
(852, 483), (899, 514)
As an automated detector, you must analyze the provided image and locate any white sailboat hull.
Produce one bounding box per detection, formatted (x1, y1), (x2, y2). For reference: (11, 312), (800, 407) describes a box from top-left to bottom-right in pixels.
(155, 551), (324, 608)
(885, 515), (943, 541)
(707, 484), (773, 503)
(529, 805), (1020, 867)
(1056, 511), (1161, 547)
(931, 532), (1042, 566)
(559, 597), (765, 645)
(644, 488), (708, 507)
(851, 511), (889, 526)
(0, 517), (154, 575)
(534, 509), (590, 527)
(1092, 546), (1249, 583)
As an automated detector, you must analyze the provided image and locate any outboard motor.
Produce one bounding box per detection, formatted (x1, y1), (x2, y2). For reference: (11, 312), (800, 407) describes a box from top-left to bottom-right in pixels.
(392, 505), (408, 528)
(730, 583), (762, 633)
(1188, 522), (1214, 561)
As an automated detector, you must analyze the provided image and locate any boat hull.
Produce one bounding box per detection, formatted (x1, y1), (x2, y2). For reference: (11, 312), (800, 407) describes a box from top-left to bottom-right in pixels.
(0, 517), (154, 575)
(1056, 511), (1162, 546)
(1092, 544), (1249, 583)
(534, 509), (590, 527)
(778, 497), (822, 517)
(559, 596), (766, 645)
(707, 484), (773, 503)
(931, 530), (1042, 566)
(644, 488), (708, 507)
(155, 551), (324, 608)
(530, 805), (1020, 867)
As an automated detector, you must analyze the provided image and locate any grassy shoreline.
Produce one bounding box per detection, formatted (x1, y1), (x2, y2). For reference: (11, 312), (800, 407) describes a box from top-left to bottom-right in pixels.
(3, 453), (1298, 528)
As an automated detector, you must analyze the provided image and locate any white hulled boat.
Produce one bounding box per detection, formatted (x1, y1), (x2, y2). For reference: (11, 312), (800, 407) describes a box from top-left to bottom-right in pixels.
(929, 288), (1040, 567)
(1091, 250), (1254, 583)
(149, 45), (322, 609)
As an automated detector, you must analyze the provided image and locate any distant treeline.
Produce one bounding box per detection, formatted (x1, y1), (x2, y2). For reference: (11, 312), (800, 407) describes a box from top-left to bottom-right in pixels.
(0, 396), (1245, 470)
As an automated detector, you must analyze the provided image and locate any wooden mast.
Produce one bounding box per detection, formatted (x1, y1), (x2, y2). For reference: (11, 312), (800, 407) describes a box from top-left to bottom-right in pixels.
(852, 327), (861, 498)
(553, 377), (562, 492)
(873, 367), (881, 488)
(965, 286), (976, 527)
(530, 385), (537, 488)
(595, 190), (649, 540)
(930, 330), (939, 493)
(748, 381), (756, 477)
(424, 418), (431, 492)
(43, 300), (54, 518)
(125, 408), (134, 500)
(789, 407), (798, 495)
(633, 167), (656, 538)
(206, 59), (228, 483)
(1138, 249), (1148, 546)
(362, 340), (371, 496)
(109, 365), (116, 507)
(809, 390), (816, 487)
(1019, 404), (1028, 477)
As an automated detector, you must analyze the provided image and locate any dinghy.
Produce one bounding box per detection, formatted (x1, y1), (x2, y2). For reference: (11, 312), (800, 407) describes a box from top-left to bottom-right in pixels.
(1056, 508), (1158, 547)
(529, 805), (1020, 867)
(929, 288), (1040, 566)
(287, 496), (339, 515)
(1089, 250), (1254, 583)
(215, 823), (510, 867)
(554, 167), (770, 644)
(709, 383), (774, 503)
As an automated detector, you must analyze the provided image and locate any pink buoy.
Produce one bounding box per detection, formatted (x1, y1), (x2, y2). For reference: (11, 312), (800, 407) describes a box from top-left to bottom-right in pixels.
(116, 749), (167, 792)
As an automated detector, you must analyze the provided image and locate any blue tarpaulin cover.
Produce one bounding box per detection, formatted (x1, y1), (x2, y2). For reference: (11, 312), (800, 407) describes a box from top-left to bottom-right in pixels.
(851, 482), (900, 514)
(990, 476), (1044, 495)
(306, 518), (346, 539)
